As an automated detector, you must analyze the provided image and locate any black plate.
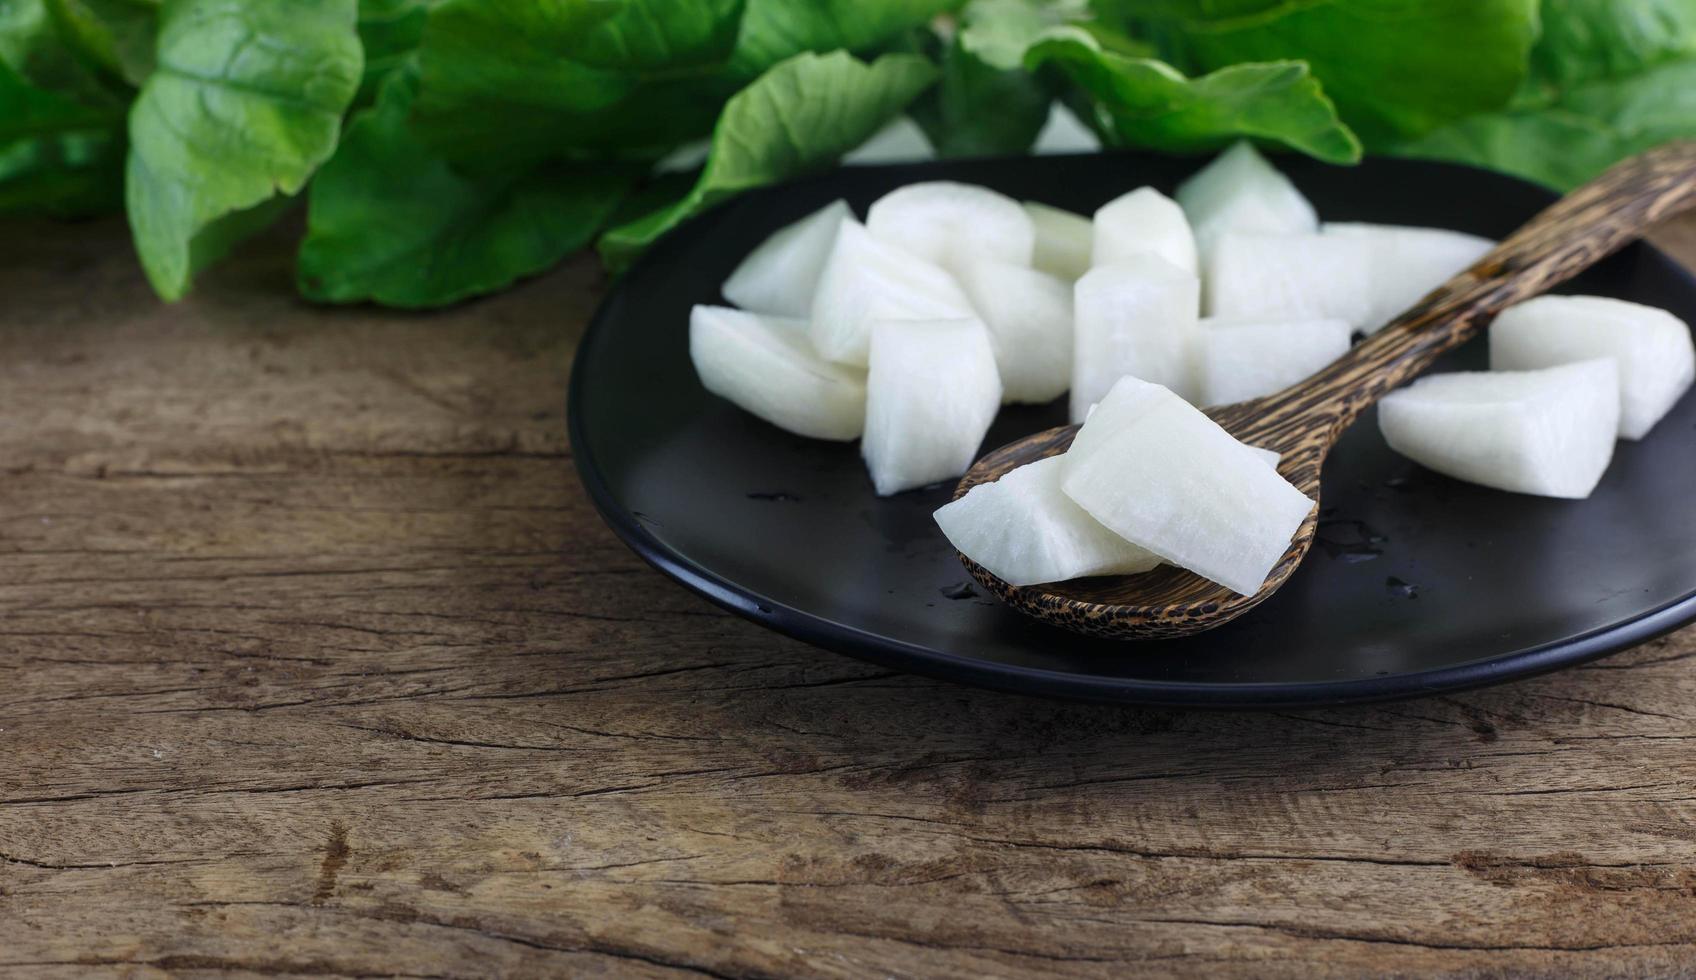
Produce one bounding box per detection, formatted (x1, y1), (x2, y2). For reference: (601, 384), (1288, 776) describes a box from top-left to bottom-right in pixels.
(569, 151), (1696, 707)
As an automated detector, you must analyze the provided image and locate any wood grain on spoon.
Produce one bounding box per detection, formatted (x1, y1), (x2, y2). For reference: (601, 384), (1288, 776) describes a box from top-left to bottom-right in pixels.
(955, 141), (1696, 640)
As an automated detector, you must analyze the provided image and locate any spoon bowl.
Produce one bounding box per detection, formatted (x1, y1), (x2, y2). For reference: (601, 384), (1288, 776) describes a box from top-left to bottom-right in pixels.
(953, 399), (1326, 639)
(953, 142), (1696, 640)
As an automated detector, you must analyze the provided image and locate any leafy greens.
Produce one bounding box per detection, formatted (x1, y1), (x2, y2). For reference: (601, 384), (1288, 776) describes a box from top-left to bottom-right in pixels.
(1, 0), (1693, 306)
(1393, 0), (1696, 190)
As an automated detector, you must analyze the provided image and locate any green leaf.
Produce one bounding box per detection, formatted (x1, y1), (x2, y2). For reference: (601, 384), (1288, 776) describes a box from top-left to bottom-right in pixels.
(0, 14), (127, 215)
(1026, 27), (1360, 163)
(0, 128), (124, 215)
(728, 0), (959, 78)
(0, 0), (130, 107)
(124, 0), (362, 300)
(43, 0), (159, 87)
(956, 0), (1079, 69)
(1395, 0), (1696, 191)
(298, 68), (636, 308)
(599, 51), (939, 270)
(1097, 0), (1540, 146)
(357, 0), (434, 99)
(568, 0), (746, 73)
(913, 37), (1051, 156)
(0, 47), (116, 139)
(1394, 55), (1696, 191)
(912, 0), (1063, 157)
(411, 0), (746, 162)
(1526, 0), (1696, 91)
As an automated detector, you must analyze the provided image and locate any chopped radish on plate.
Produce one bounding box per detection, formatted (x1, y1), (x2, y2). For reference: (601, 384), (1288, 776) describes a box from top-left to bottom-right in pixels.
(722, 199), (852, 318)
(1378, 360), (1620, 498)
(954, 258), (1074, 405)
(866, 180), (1034, 273)
(690, 305), (866, 440)
(862, 318), (1003, 496)
(842, 116), (934, 166)
(1490, 294), (1695, 440)
(1176, 141), (1317, 249)
(1024, 202), (1093, 280)
(1031, 103), (1101, 155)
(809, 218), (975, 367)
(1071, 254), (1200, 421)
(1204, 231), (1373, 327)
(1194, 316), (1351, 407)
(1323, 222), (1493, 333)
(1093, 186), (1197, 274)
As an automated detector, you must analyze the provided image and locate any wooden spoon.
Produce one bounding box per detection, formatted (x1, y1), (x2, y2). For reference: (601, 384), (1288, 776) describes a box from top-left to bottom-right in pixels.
(954, 141), (1696, 640)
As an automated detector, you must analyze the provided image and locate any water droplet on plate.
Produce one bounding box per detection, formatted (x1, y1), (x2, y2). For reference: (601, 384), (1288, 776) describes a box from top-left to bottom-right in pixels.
(1385, 576), (1420, 599)
(939, 581), (978, 600)
(1315, 518), (1387, 563)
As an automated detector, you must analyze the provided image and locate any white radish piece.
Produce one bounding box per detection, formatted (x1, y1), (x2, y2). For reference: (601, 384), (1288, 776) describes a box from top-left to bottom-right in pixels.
(935, 446), (1282, 587)
(862, 318), (1002, 496)
(1083, 398), (1282, 470)
(866, 181), (1034, 273)
(1194, 316), (1351, 407)
(1031, 102), (1101, 155)
(689, 305), (866, 440)
(1489, 294), (1695, 440)
(652, 139), (710, 175)
(933, 456), (1159, 587)
(1092, 186), (1197, 274)
(843, 115), (935, 165)
(809, 218), (975, 367)
(1176, 140), (1317, 249)
(1204, 232), (1373, 327)
(954, 258), (1074, 404)
(1323, 223), (1494, 333)
(1060, 376), (1314, 597)
(1024, 202), (1093, 280)
(722, 199), (853, 318)
(1378, 360), (1620, 499)
(1070, 254), (1201, 421)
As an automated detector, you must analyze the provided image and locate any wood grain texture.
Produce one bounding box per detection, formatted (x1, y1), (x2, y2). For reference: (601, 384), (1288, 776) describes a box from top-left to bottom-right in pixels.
(959, 143), (1696, 639)
(3, 212), (1696, 979)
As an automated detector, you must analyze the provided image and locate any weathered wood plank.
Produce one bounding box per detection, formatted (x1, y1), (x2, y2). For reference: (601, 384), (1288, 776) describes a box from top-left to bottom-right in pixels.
(1, 216), (1695, 978)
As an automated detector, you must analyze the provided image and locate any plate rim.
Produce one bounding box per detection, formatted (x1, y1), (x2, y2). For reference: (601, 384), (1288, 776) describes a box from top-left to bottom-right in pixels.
(568, 151), (1696, 708)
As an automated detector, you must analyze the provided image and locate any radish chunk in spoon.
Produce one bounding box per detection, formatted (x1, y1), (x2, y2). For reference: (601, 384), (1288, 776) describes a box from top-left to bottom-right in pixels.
(1060, 377), (1314, 597)
(934, 456), (1159, 587)
(1024, 202), (1093, 280)
(1070, 254), (1200, 421)
(809, 218), (975, 367)
(1378, 360), (1620, 498)
(1194, 316), (1351, 407)
(689, 306), (866, 441)
(954, 258), (1074, 404)
(722, 200), (853, 318)
(1323, 223), (1494, 333)
(1489, 295), (1695, 440)
(1204, 231), (1373, 327)
(866, 181), (1034, 273)
(862, 318), (1003, 496)
(1093, 186), (1197, 274)
(1176, 141), (1317, 249)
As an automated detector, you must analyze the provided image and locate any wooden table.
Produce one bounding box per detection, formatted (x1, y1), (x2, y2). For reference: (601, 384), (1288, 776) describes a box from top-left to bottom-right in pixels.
(4, 214), (1696, 979)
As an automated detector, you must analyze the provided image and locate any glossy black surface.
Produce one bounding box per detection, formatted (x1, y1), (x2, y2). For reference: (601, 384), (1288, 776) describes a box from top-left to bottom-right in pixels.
(570, 151), (1696, 707)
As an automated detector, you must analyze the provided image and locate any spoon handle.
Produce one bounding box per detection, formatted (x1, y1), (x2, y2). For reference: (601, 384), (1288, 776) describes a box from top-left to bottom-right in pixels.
(1230, 140), (1696, 449)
